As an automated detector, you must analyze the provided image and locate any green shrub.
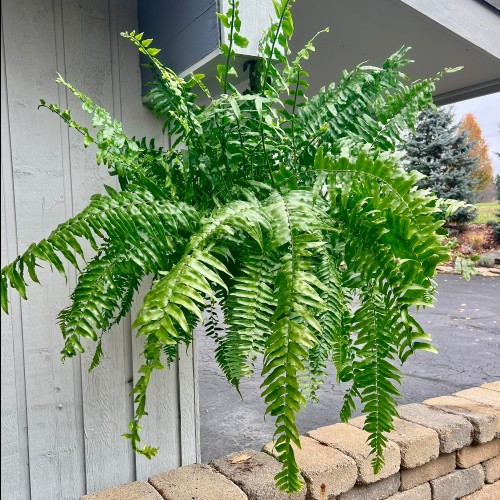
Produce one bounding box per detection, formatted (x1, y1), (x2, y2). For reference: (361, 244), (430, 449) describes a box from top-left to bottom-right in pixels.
(493, 213), (500, 243)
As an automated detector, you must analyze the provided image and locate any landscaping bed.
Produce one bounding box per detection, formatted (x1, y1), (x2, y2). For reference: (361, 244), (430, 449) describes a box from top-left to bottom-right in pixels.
(442, 223), (500, 275)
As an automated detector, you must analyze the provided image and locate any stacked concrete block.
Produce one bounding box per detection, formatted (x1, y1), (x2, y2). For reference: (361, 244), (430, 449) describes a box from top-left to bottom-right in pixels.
(424, 396), (500, 442)
(430, 464), (484, 499)
(148, 464), (248, 500)
(399, 453), (456, 491)
(262, 436), (357, 499)
(306, 423), (401, 484)
(457, 439), (500, 468)
(81, 382), (500, 500)
(349, 416), (440, 468)
(337, 473), (400, 500)
(482, 455), (500, 483)
(461, 481), (500, 499)
(397, 403), (473, 453)
(386, 483), (432, 500)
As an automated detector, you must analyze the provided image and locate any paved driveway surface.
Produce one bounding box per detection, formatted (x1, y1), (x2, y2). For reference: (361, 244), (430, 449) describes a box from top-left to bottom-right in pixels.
(198, 275), (500, 462)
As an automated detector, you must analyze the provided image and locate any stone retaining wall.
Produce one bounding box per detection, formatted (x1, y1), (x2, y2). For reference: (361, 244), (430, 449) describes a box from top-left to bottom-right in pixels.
(83, 382), (500, 500)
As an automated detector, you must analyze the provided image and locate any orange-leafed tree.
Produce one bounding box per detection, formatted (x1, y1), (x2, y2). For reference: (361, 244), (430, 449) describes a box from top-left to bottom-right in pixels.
(459, 113), (494, 191)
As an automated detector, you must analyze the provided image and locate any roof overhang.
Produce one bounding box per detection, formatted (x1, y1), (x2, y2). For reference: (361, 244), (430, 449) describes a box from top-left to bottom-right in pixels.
(289, 0), (500, 104)
(140, 0), (500, 105)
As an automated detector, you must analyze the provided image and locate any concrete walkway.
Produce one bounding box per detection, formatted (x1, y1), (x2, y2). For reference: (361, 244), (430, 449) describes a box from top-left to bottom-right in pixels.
(199, 275), (500, 462)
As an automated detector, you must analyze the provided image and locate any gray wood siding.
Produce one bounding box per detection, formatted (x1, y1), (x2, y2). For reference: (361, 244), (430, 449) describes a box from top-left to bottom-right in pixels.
(0, 1), (199, 498)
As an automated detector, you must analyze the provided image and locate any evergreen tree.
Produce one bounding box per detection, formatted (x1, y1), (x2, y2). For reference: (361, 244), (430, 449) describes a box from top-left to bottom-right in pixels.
(404, 108), (478, 223)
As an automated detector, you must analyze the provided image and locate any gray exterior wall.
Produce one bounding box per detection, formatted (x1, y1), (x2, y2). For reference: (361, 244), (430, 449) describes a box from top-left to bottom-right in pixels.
(0, 1), (199, 499)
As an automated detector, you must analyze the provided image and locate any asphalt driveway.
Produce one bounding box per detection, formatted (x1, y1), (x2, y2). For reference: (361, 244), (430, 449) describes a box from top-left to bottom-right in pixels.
(198, 274), (500, 462)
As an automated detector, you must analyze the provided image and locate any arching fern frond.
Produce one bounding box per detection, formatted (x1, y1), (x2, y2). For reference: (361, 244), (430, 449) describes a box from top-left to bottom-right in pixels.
(306, 250), (349, 400)
(129, 199), (270, 456)
(1, 185), (198, 315)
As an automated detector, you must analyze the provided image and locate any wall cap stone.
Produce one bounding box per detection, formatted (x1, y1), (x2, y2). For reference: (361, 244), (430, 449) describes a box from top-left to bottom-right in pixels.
(306, 423), (401, 484)
(454, 387), (500, 409)
(211, 449), (306, 500)
(262, 436), (357, 498)
(349, 415), (439, 468)
(424, 395), (500, 443)
(481, 382), (500, 393)
(81, 481), (163, 500)
(149, 463), (247, 500)
(397, 403), (473, 453)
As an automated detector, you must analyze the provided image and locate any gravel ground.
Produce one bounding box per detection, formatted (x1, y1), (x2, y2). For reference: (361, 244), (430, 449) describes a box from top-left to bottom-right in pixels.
(198, 274), (500, 462)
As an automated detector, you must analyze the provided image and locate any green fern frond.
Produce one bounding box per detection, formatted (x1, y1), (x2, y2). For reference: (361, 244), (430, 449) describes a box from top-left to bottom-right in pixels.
(44, 77), (169, 187)
(122, 30), (204, 145)
(58, 251), (142, 361)
(307, 250), (349, 399)
(1, 185), (198, 314)
(216, 250), (277, 387)
(204, 296), (225, 342)
(130, 199), (271, 454)
(261, 191), (329, 492)
(352, 286), (402, 472)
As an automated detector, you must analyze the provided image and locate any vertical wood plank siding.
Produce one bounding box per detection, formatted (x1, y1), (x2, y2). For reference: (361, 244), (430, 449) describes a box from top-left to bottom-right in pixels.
(0, 1), (200, 498)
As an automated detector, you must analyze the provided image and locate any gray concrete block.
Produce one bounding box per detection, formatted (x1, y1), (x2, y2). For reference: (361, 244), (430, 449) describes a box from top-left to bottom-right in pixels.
(338, 473), (400, 500)
(81, 481), (163, 500)
(263, 436), (357, 498)
(461, 481), (500, 499)
(399, 453), (456, 491)
(455, 388), (500, 409)
(307, 423), (401, 484)
(430, 464), (485, 500)
(211, 449), (306, 500)
(424, 395), (500, 443)
(386, 483), (431, 500)
(149, 464), (247, 500)
(482, 455), (500, 484)
(457, 439), (500, 468)
(350, 416), (439, 468)
(397, 403), (473, 453)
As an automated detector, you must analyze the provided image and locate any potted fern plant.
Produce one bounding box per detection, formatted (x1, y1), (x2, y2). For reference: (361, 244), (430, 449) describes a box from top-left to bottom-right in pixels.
(1, 0), (467, 492)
